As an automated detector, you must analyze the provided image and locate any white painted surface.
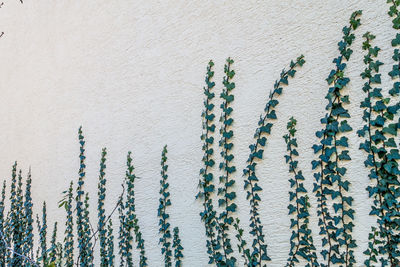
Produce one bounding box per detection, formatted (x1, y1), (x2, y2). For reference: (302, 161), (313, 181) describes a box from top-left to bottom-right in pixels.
(0, 0), (396, 266)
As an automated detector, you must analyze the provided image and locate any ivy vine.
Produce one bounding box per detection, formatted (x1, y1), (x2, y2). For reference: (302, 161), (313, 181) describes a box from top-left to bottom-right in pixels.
(98, 148), (108, 267)
(75, 127), (93, 267)
(37, 201), (48, 265)
(197, 60), (223, 265)
(158, 145), (173, 267)
(311, 10), (361, 267)
(0, 181), (6, 265)
(172, 227), (184, 267)
(23, 169), (34, 264)
(243, 55), (305, 265)
(1, 5), (400, 267)
(217, 57), (237, 266)
(63, 181), (74, 267)
(283, 117), (319, 267)
(358, 13), (400, 266)
(119, 151), (148, 267)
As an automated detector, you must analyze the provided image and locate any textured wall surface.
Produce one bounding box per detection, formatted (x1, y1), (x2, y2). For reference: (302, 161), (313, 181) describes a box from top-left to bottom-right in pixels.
(0, 1), (396, 266)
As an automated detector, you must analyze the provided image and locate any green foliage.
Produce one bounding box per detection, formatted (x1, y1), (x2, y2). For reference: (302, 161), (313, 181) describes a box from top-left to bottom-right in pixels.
(38, 201), (48, 266)
(388, 0), (400, 30)
(121, 152), (136, 267)
(172, 227), (184, 267)
(83, 193), (94, 266)
(233, 218), (250, 266)
(197, 60), (223, 265)
(98, 148), (108, 267)
(63, 181), (74, 267)
(76, 126), (93, 267)
(23, 169), (34, 263)
(358, 27), (400, 267)
(0, 131), (141, 267)
(10, 165), (25, 266)
(105, 218), (115, 266)
(119, 151), (148, 267)
(0, 166), (39, 266)
(49, 222), (58, 264)
(118, 190), (127, 267)
(196, 55), (306, 267)
(196, 55), (305, 266)
(311, 10), (361, 267)
(0, 181), (6, 265)
(158, 145), (184, 267)
(158, 145), (173, 267)
(243, 55), (305, 265)
(283, 117), (318, 267)
(217, 57), (237, 266)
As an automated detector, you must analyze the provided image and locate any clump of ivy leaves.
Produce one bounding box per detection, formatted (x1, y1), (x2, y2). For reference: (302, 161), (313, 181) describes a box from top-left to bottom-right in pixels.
(242, 55), (305, 266)
(196, 58), (242, 267)
(63, 181), (74, 266)
(196, 59), (222, 265)
(217, 57), (237, 267)
(75, 127), (94, 266)
(197, 54), (305, 266)
(158, 145), (184, 267)
(119, 151), (147, 267)
(311, 10), (361, 267)
(283, 117), (318, 267)
(158, 145), (174, 267)
(359, 1), (400, 265)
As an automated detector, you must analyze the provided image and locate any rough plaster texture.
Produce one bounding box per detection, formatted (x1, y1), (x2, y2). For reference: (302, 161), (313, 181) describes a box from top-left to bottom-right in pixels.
(0, 0), (397, 266)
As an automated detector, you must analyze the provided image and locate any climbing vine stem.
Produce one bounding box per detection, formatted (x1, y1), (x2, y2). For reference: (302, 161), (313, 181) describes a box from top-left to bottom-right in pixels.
(98, 148), (108, 267)
(196, 60), (223, 265)
(283, 117), (318, 267)
(243, 54), (305, 265)
(359, 26), (400, 267)
(217, 57), (237, 266)
(311, 10), (361, 267)
(158, 145), (173, 267)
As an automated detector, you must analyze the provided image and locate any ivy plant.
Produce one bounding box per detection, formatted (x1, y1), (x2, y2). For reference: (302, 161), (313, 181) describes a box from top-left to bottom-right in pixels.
(119, 152), (148, 267)
(0, 181), (6, 266)
(75, 127), (93, 267)
(283, 117), (318, 267)
(38, 202), (48, 266)
(157, 145), (185, 267)
(172, 227), (184, 267)
(358, 22), (400, 267)
(106, 218), (115, 266)
(63, 181), (74, 267)
(196, 60), (223, 265)
(311, 10), (362, 267)
(49, 222), (58, 264)
(217, 57), (237, 267)
(97, 148), (108, 267)
(158, 145), (173, 267)
(23, 169), (34, 263)
(243, 55), (305, 266)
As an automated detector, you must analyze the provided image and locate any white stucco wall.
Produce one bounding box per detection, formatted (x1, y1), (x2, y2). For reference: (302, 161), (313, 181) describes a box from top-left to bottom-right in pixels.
(0, 0), (397, 266)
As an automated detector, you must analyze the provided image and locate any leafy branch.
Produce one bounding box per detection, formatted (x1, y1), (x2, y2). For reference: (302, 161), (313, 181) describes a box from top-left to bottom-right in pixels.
(311, 10), (362, 267)
(243, 55), (305, 265)
(158, 145), (173, 267)
(197, 60), (223, 265)
(172, 227), (184, 267)
(283, 117), (318, 267)
(217, 57), (237, 266)
(359, 29), (400, 267)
